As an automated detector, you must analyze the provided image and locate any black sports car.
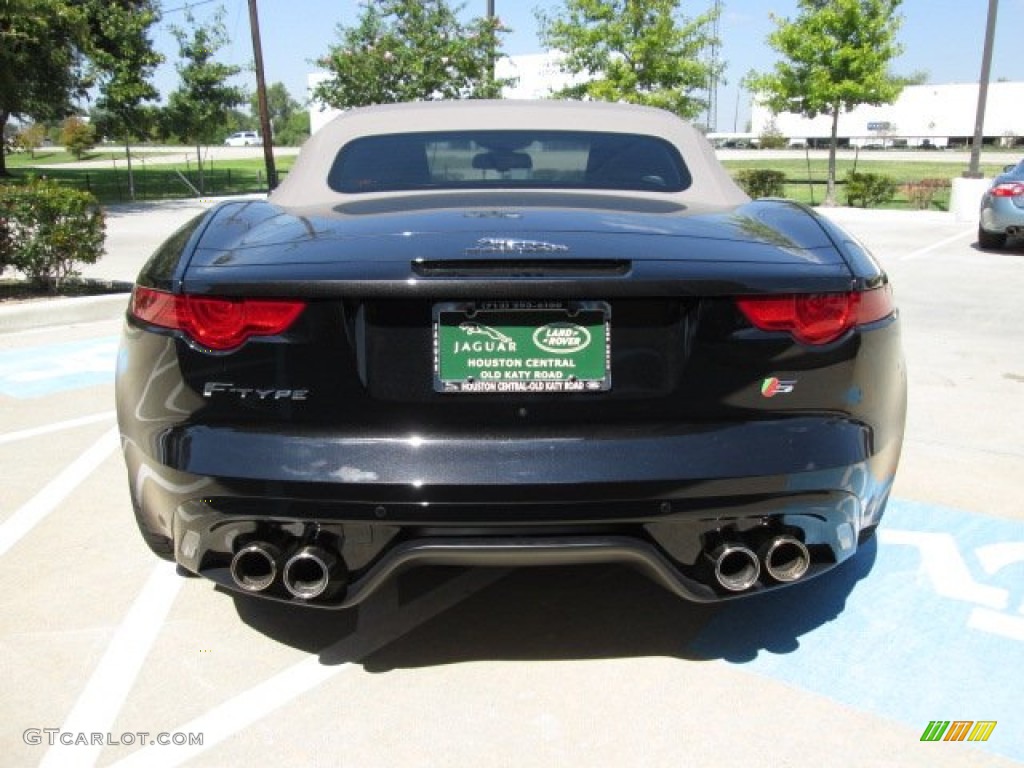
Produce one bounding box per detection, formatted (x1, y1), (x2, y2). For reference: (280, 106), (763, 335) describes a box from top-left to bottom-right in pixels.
(116, 100), (905, 608)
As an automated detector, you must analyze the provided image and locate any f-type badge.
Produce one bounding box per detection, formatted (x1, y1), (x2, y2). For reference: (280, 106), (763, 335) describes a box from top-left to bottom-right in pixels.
(468, 238), (570, 254)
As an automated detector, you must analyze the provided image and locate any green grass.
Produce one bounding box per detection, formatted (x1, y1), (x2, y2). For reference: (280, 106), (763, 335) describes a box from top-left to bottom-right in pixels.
(1, 150), (1013, 209)
(4, 148), (168, 167)
(721, 157), (1012, 209)
(1, 155), (295, 204)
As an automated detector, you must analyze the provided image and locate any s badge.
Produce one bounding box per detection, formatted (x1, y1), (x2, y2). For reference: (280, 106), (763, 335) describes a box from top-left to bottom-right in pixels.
(761, 377), (797, 398)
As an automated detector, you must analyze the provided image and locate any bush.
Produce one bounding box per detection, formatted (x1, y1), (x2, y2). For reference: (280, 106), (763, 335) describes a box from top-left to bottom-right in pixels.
(735, 169), (786, 198)
(0, 179), (105, 289)
(900, 178), (951, 210)
(844, 171), (896, 208)
(757, 123), (788, 150)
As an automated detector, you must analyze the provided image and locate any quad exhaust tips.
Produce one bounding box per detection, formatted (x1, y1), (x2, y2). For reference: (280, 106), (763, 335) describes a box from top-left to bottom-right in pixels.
(709, 534), (811, 592)
(229, 541), (282, 593)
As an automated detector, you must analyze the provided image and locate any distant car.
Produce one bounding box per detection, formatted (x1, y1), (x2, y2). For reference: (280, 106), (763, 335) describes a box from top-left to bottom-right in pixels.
(979, 159), (1024, 249)
(117, 100), (906, 610)
(224, 131), (261, 147)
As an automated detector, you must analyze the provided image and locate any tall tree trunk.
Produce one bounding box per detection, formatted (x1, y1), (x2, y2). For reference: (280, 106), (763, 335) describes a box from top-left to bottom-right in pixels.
(196, 143), (204, 195)
(0, 111), (10, 177)
(825, 105), (840, 206)
(125, 140), (136, 201)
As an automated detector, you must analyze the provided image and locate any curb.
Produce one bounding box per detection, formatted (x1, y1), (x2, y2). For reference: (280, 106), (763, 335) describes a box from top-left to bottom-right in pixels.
(0, 290), (131, 334)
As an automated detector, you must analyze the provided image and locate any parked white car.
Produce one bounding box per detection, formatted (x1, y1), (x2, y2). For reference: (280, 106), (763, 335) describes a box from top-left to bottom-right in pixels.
(224, 131), (261, 147)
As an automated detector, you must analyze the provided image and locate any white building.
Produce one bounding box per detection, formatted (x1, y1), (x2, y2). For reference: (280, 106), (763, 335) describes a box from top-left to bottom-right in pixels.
(494, 52), (584, 100)
(751, 82), (1024, 149)
(308, 53), (585, 135)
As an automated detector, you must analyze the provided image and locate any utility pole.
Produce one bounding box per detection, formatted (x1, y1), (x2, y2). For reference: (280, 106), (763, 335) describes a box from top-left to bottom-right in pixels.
(248, 0), (278, 189)
(487, 0), (496, 90)
(706, 0), (722, 132)
(966, 0), (999, 178)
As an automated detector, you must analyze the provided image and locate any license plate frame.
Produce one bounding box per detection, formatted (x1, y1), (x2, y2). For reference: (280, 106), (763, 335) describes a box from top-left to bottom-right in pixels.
(433, 301), (611, 394)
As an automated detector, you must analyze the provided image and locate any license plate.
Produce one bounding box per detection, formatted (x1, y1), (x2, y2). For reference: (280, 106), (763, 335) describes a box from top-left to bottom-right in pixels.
(433, 301), (611, 393)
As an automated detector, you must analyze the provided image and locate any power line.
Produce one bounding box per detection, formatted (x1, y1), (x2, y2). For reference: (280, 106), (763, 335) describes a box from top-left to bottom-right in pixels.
(160, 0), (219, 16)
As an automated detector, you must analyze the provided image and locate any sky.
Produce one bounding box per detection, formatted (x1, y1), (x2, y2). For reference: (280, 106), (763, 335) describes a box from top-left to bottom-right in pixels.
(149, 0), (1024, 132)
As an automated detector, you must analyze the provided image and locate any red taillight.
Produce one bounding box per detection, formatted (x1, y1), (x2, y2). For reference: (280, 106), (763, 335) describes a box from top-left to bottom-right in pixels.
(736, 285), (893, 345)
(130, 286), (306, 351)
(991, 183), (1024, 198)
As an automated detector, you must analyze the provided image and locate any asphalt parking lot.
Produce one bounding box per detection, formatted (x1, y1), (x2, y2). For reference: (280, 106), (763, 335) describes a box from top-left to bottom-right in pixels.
(1, 202), (1022, 767)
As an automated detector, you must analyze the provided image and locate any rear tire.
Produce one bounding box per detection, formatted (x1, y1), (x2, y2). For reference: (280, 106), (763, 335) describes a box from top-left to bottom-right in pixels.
(978, 226), (1007, 250)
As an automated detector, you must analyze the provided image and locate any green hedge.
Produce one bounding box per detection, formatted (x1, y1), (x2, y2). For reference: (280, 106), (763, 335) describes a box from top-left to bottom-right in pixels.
(734, 169), (787, 198)
(844, 171), (897, 208)
(0, 178), (105, 289)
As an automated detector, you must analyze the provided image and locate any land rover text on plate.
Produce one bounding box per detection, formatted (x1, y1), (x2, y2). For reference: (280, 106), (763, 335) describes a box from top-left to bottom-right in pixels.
(116, 101), (906, 608)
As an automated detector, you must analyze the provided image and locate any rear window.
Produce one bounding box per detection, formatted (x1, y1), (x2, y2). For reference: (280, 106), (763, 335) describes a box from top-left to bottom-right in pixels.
(327, 130), (691, 194)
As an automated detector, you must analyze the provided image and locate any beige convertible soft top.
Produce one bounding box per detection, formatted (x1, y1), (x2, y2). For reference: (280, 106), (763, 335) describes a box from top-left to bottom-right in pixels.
(271, 99), (748, 209)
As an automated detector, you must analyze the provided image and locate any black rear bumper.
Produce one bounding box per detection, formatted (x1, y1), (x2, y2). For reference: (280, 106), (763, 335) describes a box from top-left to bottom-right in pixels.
(166, 478), (882, 608)
(122, 410), (899, 606)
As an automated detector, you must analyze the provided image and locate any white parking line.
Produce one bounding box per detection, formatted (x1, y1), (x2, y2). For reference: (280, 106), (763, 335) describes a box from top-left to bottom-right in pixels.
(878, 528), (1009, 609)
(109, 569), (509, 768)
(0, 426), (118, 556)
(0, 411), (115, 446)
(40, 562), (183, 768)
(900, 227), (975, 260)
(968, 607), (1024, 641)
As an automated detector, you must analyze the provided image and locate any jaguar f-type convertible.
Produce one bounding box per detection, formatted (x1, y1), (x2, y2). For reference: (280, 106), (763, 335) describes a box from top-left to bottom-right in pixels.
(116, 100), (905, 608)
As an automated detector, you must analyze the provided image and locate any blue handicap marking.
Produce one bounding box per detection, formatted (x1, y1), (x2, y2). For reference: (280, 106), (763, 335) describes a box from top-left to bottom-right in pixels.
(689, 499), (1024, 763)
(0, 336), (119, 398)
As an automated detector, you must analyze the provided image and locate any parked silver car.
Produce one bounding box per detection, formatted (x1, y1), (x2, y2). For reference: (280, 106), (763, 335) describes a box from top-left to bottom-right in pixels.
(979, 160), (1024, 249)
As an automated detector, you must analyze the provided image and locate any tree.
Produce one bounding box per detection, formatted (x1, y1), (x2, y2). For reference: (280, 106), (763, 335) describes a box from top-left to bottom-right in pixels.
(165, 8), (246, 194)
(745, 0), (905, 205)
(276, 111), (311, 147)
(13, 123), (47, 158)
(0, 1), (163, 179)
(314, 0), (508, 109)
(85, 0), (163, 200)
(250, 82), (300, 141)
(536, 0), (722, 120)
(0, 0), (90, 176)
(60, 116), (96, 159)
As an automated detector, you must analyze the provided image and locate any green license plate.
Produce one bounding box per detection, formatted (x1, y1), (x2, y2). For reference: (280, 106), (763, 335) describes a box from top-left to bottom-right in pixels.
(433, 301), (611, 393)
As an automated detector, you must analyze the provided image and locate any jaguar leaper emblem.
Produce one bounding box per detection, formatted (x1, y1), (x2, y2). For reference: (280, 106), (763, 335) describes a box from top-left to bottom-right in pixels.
(458, 322), (515, 344)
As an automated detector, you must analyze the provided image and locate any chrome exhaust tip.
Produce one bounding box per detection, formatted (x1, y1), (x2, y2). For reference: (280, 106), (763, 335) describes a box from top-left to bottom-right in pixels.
(761, 535), (811, 583)
(229, 542), (282, 593)
(282, 546), (339, 600)
(710, 543), (761, 592)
